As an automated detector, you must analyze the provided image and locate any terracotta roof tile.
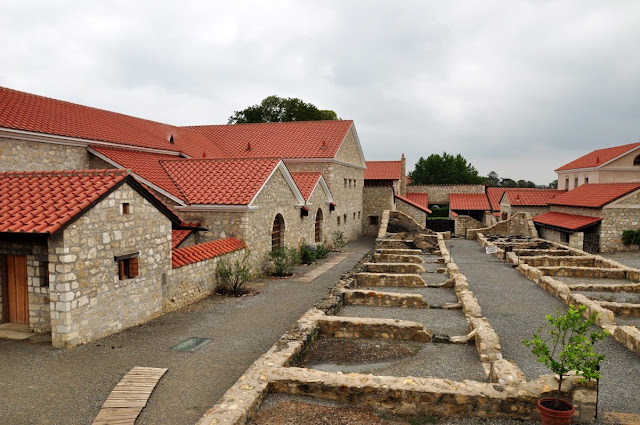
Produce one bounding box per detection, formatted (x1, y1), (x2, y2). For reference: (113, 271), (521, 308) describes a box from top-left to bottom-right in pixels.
(172, 237), (246, 268)
(450, 193), (490, 211)
(185, 120), (353, 159)
(0, 169), (128, 234)
(171, 229), (193, 249)
(290, 172), (323, 201)
(405, 193), (429, 208)
(487, 187), (560, 211)
(160, 158), (281, 205)
(503, 190), (565, 206)
(0, 86), (229, 159)
(364, 161), (402, 180)
(395, 194), (432, 214)
(533, 211), (602, 231)
(549, 183), (640, 208)
(556, 142), (640, 171)
(91, 146), (186, 200)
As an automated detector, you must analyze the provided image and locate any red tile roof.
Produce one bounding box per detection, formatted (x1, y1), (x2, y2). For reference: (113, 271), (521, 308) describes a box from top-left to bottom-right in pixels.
(395, 194), (432, 214)
(0, 169), (128, 234)
(291, 172), (323, 201)
(0, 86), (229, 159)
(486, 187), (560, 211)
(405, 192), (429, 208)
(549, 183), (640, 208)
(533, 211), (602, 231)
(90, 146), (186, 200)
(171, 229), (193, 249)
(503, 190), (565, 206)
(160, 158), (281, 205)
(556, 142), (640, 171)
(185, 120), (354, 159)
(364, 161), (402, 180)
(450, 193), (490, 211)
(172, 237), (246, 268)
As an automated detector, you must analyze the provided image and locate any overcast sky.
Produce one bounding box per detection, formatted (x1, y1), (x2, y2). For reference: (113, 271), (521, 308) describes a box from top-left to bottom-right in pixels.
(1, 1), (639, 185)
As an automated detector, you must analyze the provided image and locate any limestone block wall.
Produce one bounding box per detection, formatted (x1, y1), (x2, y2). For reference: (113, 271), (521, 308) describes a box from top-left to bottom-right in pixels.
(0, 238), (50, 332)
(406, 185), (485, 204)
(501, 205), (549, 220)
(362, 186), (394, 236)
(467, 213), (538, 239)
(454, 215), (483, 237)
(305, 183), (331, 246)
(538, 227), (565, 244)
(396, 198), (427, 227)
(47, 183), (172, 348)
(0, 138), (93, 171)
(180, 210), (247, 243)
(163, 248), (246, 313)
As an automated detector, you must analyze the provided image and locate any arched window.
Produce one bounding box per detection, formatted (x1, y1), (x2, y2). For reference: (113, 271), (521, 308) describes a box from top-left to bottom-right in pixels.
(634, 155), (640, 166)
(272, 214), (285, 251)
(315, 209), (323, 243)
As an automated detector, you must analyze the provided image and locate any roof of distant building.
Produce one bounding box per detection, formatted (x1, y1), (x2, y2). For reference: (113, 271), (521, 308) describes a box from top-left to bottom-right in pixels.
(556, 142), (640, 171)
(364, 161), (402, 180)
(549, 183), (640, 208)
(395, 194), (432, 214)
(450, 193), (490, 211)
(501, 190), (565, 206)
(533, 211), (602, 231)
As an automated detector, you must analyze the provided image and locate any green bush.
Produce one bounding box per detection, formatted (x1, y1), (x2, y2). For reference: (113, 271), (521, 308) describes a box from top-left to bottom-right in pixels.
(315, 243), (329, 259)
(269, 247), (300, 276)
(300, 244), (317, 265)
(217, 251), (254, 295)
(331, 230), (345, 249)
(622, 229), (640, 246)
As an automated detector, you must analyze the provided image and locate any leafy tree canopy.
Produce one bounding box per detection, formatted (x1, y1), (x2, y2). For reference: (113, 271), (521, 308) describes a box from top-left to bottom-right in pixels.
(228, 95), (338, 124)
(408, 152), (484, 185)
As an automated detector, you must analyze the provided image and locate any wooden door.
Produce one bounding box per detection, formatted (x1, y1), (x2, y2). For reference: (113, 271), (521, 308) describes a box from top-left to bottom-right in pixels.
(3, 255), (29, 324)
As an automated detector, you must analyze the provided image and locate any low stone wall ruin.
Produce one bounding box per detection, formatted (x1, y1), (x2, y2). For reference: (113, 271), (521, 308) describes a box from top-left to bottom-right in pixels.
(466, 212), (538, 240)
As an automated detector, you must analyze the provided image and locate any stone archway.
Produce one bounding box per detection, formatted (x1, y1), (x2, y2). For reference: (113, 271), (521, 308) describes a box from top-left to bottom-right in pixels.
(272, 214), (285, 251)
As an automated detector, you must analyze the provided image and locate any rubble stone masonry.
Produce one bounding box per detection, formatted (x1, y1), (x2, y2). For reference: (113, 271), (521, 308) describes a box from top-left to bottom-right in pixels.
(48, 183), (172, 348)
(0, 138), (93, 171)
(362, 186), (394, 236)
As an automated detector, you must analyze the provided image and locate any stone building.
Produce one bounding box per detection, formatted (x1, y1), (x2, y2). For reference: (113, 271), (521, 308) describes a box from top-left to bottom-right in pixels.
(533, 182), (640, 253)
(362, 157), (430, 236)
(498, 189), (564, 220)
(556, 141), (640, 190)
(0, 169), (209, 347)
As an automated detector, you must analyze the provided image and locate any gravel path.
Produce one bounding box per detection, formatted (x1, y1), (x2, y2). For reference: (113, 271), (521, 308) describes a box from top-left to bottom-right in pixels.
(0, 237), (375, 425)
(599, 252), (640, 269)
(447, 239), (640, 415)
(337, 305), (470, 336)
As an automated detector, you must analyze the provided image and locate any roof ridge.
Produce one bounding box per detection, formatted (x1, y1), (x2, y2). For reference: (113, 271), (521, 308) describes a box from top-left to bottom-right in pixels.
(0, 168), (128, 177)
(183, 120), (353, 129)
(157, 156), (282, 164)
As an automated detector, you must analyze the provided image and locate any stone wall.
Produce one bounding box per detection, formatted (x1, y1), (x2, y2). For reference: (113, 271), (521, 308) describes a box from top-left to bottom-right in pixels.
(0, 237), (50, 332)
(406, 185), (485, 204)
(181, 210), (247, 242)
(362, 186), (394, 236)
(396, 197), (427, 227)
(163, 248), (246, 313)
(48, 183), (172, 348)
(0, 138), (94, 171)
(454, 215), (483, 237)
(467, 213), (538, 240)
(501, 205), (549, 220)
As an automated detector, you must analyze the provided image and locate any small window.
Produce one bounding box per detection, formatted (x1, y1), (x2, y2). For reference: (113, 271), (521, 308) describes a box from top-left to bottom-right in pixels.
(353, 180), (357, 188)
(584, 177), (589, 184)
(634, 155), (640, 165)
(574, 177), (578, 188)
(343, 213), (347, 223)
(39, 261), (49, 287)
(122, 203), (131, 214)
(358, 211), (361, 219)
(344, 179), (347, 188)
(117, 256), (139, 280)
(369, 216), (379, 226)
(565, 178), (569, 190)
(353, 212), (356, 220)
(337, 216), (341, 226)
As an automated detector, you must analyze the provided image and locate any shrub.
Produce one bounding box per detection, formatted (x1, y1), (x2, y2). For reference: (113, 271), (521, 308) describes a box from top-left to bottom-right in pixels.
(300, 244), (317, 265)
(331, 230), (345, 249)
(217, 251), (254, 295)
(269, 247), (300, 276)
(622, 229), (640, 246)
(315, 243), (330, 259)
(522, 305), (608, 409)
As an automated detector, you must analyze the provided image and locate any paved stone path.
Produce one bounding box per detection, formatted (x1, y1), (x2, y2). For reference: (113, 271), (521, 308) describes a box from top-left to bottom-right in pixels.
(0, 237), (374, 425)
(447, 239), (640, 417)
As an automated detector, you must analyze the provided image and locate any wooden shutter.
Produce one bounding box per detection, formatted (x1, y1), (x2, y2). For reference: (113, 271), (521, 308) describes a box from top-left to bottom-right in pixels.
(128, 257), (139, 278)
(118, 260), (125, 280)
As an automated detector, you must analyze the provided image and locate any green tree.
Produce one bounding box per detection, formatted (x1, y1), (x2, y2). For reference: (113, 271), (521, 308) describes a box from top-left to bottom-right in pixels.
(408, 152), (484, 185)
(484, 171), (500, 187)
(228, 95), (338, 124)
(548, 179), (558, 189)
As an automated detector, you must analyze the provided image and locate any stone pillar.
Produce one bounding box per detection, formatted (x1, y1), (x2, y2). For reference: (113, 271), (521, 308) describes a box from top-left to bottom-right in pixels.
(48, 234), (80, 348)
(400, 153), (407, 196)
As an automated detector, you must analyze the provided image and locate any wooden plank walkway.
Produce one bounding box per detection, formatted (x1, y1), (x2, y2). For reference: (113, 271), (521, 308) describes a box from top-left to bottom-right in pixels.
(92, 366), (167, 425)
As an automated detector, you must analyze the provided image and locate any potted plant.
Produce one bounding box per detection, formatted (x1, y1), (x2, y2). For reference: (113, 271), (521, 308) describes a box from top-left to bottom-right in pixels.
(522, 305), (608, 425)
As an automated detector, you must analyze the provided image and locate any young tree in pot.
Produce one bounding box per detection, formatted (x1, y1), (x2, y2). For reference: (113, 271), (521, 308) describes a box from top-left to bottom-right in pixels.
(523, 305), (608, 424)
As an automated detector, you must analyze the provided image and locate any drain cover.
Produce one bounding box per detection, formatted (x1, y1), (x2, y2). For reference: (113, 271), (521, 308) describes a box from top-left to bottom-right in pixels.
(171, 337), (212, 352)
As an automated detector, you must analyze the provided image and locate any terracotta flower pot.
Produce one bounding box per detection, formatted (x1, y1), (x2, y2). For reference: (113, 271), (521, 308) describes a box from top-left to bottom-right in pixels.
(537, 398), (576, 425)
